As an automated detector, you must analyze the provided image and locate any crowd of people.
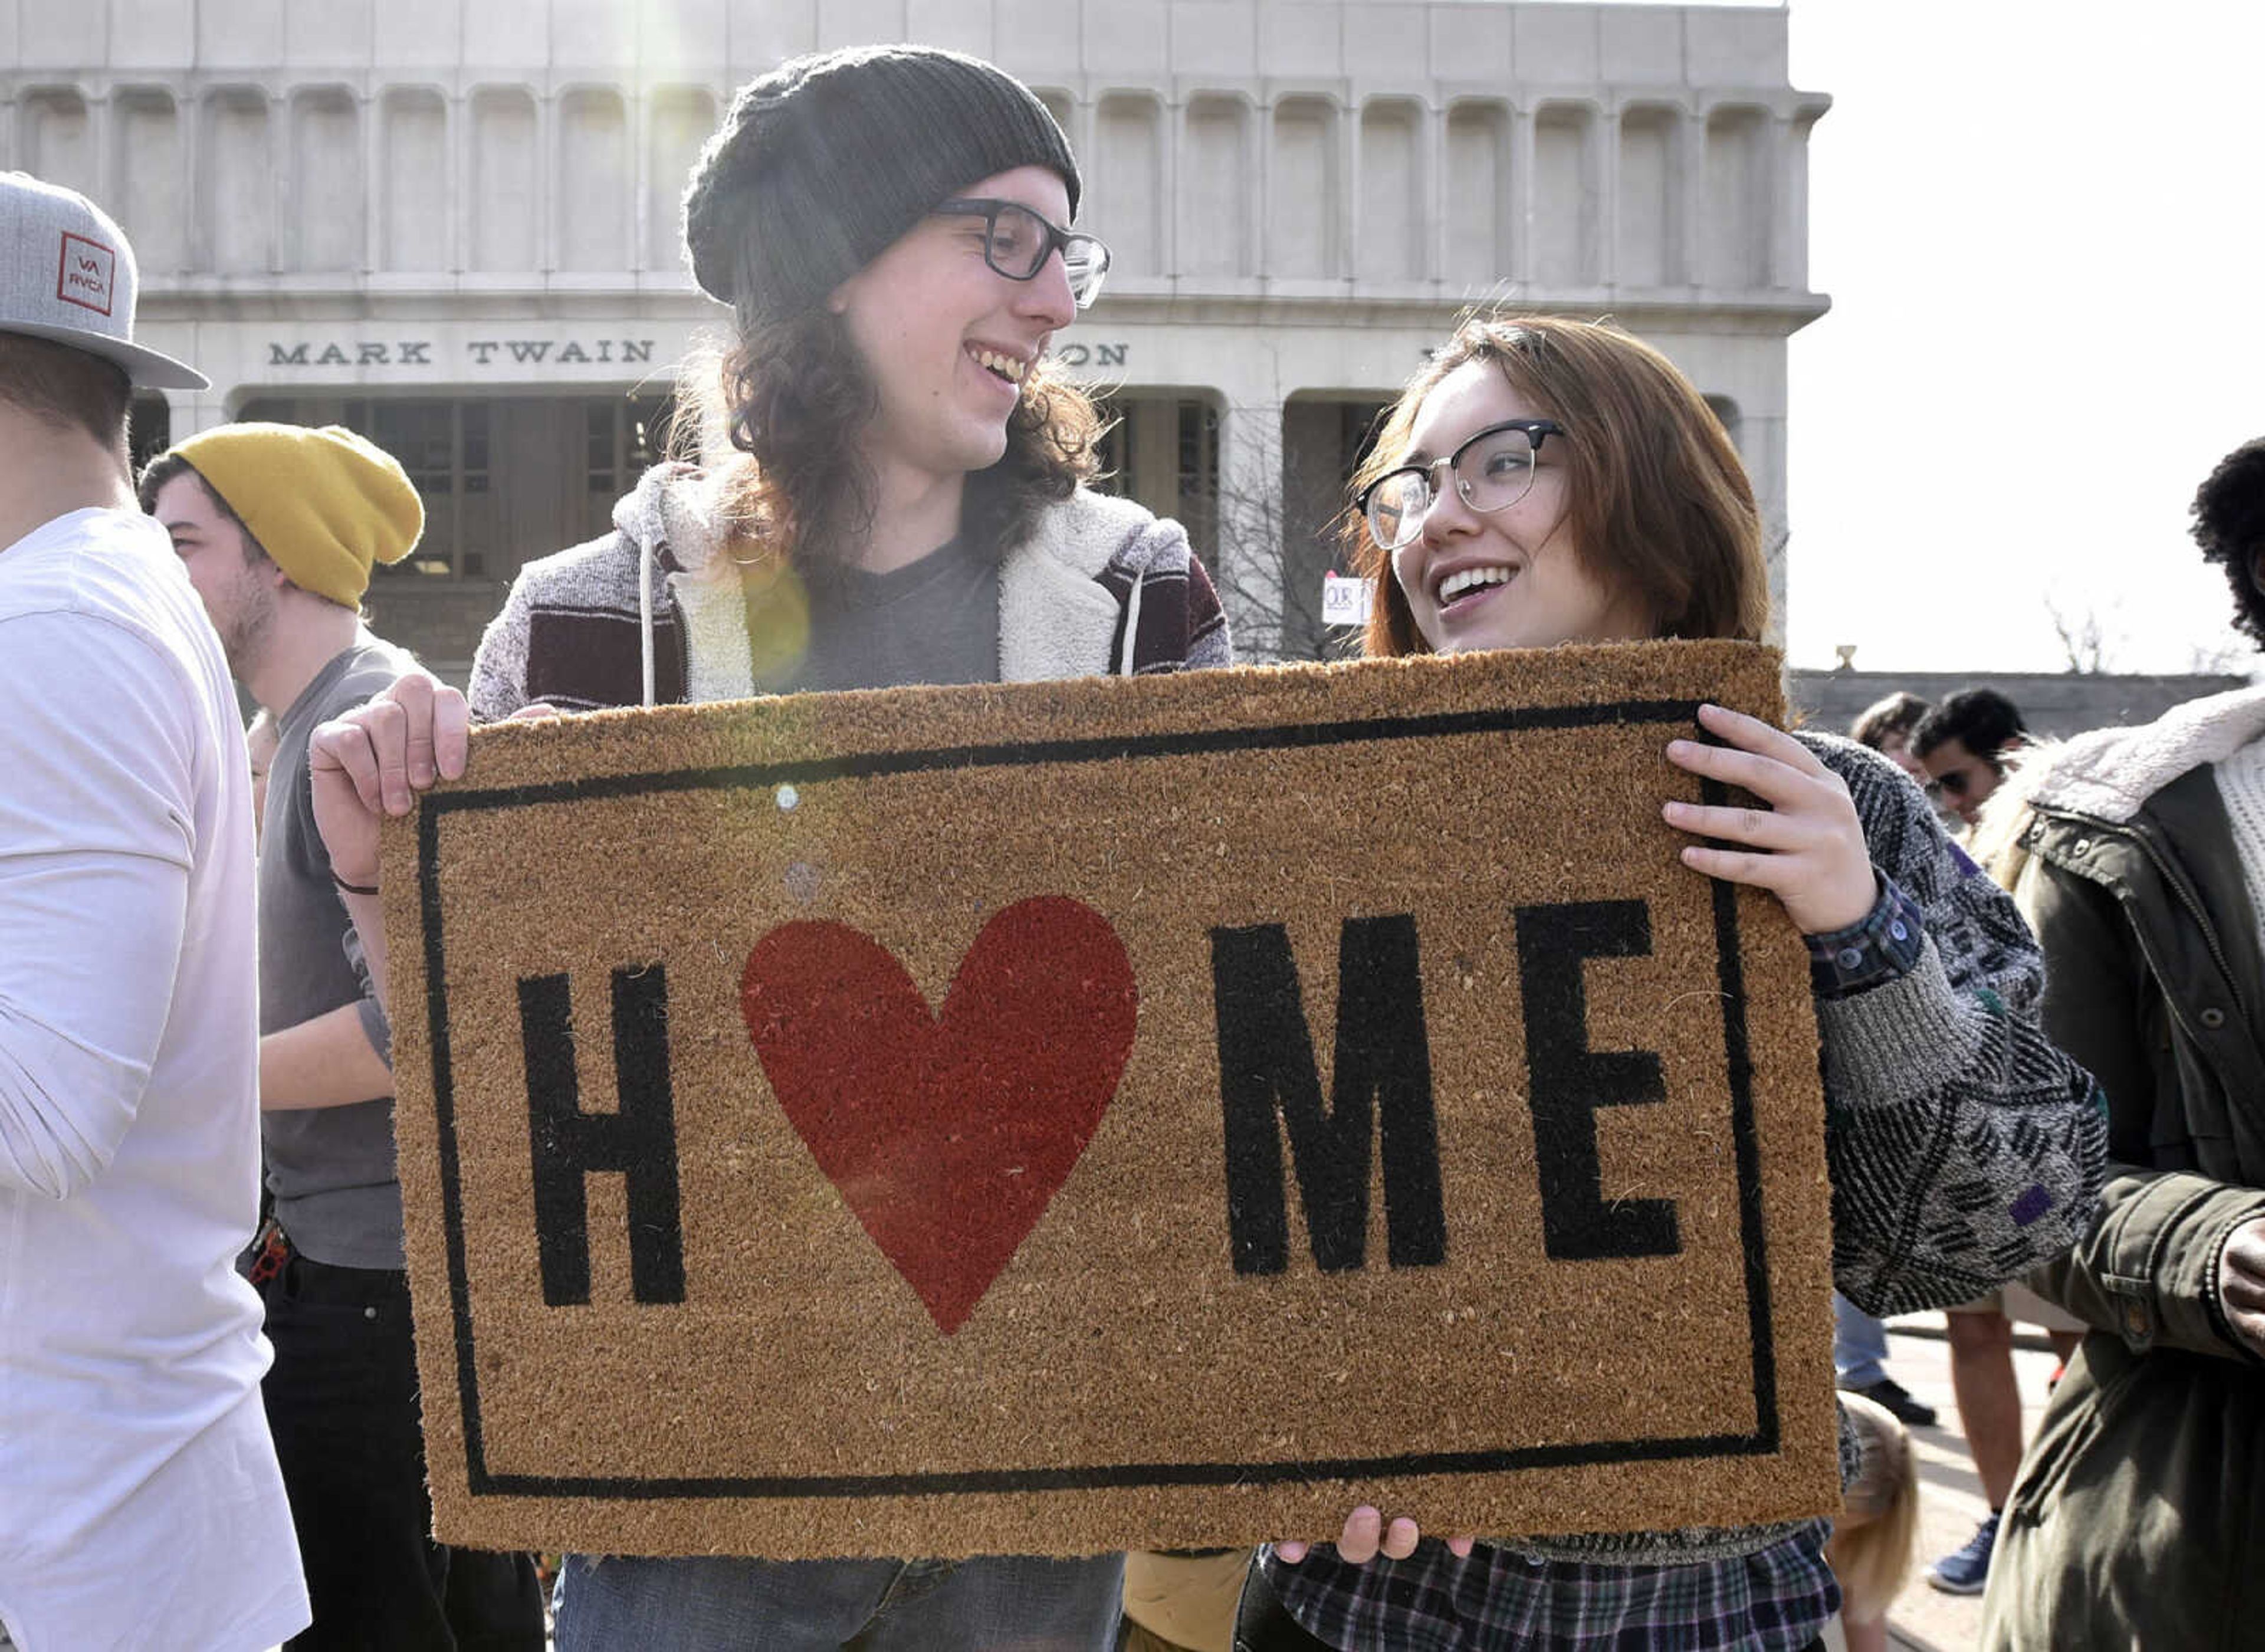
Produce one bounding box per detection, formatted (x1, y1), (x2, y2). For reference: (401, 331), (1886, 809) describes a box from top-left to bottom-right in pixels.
(1, 39), (2259, 1652)
(1839, 686), (2090, 1600)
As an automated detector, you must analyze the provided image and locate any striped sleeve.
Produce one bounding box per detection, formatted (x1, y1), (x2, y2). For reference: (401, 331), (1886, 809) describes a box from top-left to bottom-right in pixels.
(1095, 518), (1234, 673)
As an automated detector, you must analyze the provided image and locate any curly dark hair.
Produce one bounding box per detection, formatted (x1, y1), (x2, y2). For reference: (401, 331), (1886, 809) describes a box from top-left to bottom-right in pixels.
(2191, 436), (2265, 648)
(700, 305), (1102, 574)
(1911, 688), (2027, 767)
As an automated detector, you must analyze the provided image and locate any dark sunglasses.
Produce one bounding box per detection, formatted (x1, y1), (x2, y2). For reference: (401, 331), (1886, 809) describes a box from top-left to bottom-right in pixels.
(1924, 758), (2001, 802)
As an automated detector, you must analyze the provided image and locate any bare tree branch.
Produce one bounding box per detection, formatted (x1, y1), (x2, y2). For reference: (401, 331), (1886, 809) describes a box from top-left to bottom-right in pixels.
(2185, 632), (2254, 676)
(2044, 596), (2112, 674)
(1207, 408), (1363, 665)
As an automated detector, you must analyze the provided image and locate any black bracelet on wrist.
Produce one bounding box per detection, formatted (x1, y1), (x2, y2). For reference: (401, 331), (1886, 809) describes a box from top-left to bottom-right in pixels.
(332, 870), (380, 897)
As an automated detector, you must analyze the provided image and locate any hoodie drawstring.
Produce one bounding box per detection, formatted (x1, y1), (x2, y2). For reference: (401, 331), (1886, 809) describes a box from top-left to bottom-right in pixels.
(638, 533), (657, 709)
(1117, 568), (1144, 677)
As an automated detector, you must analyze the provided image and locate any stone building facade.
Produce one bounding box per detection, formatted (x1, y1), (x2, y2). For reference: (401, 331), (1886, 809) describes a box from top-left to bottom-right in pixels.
(4, 0), (1828, 672)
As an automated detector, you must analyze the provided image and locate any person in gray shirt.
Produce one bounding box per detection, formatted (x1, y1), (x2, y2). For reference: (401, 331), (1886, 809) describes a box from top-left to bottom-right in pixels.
(142, 424), (544, 1651)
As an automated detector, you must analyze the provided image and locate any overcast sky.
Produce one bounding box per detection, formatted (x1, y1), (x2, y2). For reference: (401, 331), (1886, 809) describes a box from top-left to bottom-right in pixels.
(1771, 0), (2265, 676)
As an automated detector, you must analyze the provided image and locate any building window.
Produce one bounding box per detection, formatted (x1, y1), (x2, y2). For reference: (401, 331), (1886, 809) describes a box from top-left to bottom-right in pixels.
(1279, 395), (1392, 660)
(1177, 400), (1219, 559)
(128, 395), (172, 476)
(1091, 392), (1219, 561)
(1704, 394), (1744, 452)
(588, 393), (677, 498)
(234, 393), (676, 585)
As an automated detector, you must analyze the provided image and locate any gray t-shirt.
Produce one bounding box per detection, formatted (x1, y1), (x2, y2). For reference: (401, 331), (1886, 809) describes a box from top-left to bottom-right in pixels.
(759, 534), (1001, 693)
(258, 637), (416, 1269)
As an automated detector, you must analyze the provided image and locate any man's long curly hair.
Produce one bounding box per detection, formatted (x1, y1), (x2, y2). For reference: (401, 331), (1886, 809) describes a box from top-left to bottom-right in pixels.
(2192, 436), (2265, 648)
(691, 302), (1103, 574)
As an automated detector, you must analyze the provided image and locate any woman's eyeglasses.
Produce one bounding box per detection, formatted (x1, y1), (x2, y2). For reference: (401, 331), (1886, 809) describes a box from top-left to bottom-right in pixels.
(931, 198), (1112, 309)
(1357, 419), (1566, 552)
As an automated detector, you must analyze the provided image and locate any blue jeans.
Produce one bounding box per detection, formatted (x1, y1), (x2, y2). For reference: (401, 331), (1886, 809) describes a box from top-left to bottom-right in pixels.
(1832, 1289), (1889, 1388)
(553, 1551), (1125, 1651)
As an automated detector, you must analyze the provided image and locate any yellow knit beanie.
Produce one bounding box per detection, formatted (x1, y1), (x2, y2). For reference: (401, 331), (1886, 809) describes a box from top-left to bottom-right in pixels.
(170, 423), (423, 606)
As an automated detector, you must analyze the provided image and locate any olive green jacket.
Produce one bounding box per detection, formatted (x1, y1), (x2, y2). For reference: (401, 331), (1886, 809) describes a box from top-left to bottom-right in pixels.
(1977, 686), (2265, 1651)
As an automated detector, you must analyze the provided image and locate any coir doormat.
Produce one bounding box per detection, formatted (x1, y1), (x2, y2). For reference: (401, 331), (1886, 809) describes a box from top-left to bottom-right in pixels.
(381, 639), (1839, 1559)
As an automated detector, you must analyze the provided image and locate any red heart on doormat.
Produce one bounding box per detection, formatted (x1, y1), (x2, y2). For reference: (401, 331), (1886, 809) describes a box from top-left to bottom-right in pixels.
(740, 896), (1137, 1334)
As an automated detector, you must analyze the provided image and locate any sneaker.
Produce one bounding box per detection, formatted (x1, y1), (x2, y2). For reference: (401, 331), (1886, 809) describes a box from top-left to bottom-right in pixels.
(1928, 1511), (2001, 1594)
(1841, 1376), (1938, 1428)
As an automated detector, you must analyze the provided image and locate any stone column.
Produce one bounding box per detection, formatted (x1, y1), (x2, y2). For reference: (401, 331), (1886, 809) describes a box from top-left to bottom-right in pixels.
(166, 387), (235, 436)
(1508, 104), (1536, 285)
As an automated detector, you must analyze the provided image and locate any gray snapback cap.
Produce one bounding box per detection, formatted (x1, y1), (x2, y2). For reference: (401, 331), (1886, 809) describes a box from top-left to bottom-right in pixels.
(0, 172), (205, 389)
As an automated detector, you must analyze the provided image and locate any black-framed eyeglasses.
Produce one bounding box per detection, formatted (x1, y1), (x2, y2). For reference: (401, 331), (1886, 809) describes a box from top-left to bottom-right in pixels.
(1357, 418), (1567, 552)
(931, 198), (1112, 309)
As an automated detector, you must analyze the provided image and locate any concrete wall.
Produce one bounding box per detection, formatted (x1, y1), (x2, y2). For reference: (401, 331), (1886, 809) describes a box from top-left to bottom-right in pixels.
(1788, 669), (2254, 744)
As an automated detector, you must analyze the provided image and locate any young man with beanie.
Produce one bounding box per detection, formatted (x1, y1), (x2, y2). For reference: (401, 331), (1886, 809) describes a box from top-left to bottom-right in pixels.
(1973, 439), (2265, 1648)
(0, 173), (308, 1650)
(305, 43), (1227, 1651)
(140, 425), (547, 1649)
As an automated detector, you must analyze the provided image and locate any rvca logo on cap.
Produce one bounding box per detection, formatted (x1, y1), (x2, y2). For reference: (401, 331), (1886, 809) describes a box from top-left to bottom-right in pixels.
(57, 231), (116, 316)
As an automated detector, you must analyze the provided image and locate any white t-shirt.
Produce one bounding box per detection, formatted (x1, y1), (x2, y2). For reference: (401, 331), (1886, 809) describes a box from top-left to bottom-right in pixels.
(0, 509), (307, 1651)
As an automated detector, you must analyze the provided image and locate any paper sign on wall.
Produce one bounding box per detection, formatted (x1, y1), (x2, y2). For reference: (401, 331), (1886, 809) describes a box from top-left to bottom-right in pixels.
(1321, 573), (1373, 627)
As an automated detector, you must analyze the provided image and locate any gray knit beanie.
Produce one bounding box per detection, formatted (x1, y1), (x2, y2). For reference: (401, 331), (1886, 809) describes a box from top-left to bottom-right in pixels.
(682, 45), (1080, 321)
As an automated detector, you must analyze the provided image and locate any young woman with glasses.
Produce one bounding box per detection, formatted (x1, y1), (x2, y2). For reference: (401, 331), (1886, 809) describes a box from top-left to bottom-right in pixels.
(1235, 315), (2105, 1652)
(304, 42), (1228, 1652)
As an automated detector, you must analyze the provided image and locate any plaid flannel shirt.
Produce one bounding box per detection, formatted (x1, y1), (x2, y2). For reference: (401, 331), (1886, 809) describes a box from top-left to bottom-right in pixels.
(1804, 873), (1928, 999)
(1263, 1527), (1839, 1651)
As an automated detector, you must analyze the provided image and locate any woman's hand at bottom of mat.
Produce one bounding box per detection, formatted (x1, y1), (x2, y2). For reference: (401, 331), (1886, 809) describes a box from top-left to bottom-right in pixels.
(1272, 1506), (1475, 1564)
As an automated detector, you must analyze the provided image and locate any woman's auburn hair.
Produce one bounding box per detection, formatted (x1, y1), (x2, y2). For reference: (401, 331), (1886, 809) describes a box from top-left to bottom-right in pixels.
(1350, 314), (1770, 658)
(687, 301), (1104, 570)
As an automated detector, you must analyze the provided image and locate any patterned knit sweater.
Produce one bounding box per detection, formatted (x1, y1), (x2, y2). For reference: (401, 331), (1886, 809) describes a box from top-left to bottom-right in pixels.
(1499, 730), (2106, 1565)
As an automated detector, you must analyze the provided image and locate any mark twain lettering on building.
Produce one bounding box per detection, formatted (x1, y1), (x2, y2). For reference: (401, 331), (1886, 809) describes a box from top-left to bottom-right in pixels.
(265, 338), (657, 369)
(378, 642), (1839, 1563)
(261, 340), (1129, 371)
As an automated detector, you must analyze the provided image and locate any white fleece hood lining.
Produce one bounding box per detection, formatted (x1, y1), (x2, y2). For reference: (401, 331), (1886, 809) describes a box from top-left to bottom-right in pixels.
(1986, 681), (2265, 833)
(612, 467), (1158, 702)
